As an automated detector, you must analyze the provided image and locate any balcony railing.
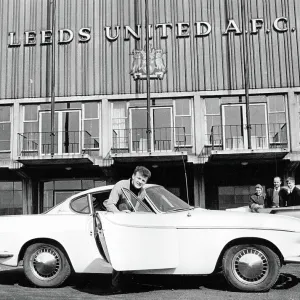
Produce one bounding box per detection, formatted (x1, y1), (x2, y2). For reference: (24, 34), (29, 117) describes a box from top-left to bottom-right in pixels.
(209, 123), (287, 150)
(112, 127), (187, 153)
(17, 131), (99, 157)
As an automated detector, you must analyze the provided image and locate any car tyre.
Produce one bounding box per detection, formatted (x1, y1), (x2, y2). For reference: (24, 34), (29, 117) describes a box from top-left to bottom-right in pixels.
(23, 243), (71, 287)
(222, 244), (280, 292)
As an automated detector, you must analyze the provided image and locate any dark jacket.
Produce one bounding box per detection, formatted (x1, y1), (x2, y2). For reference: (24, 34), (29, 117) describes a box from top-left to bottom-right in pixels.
(249, 193), (266, 212)
(265, 187), (288, 208)
(287, 186), (300, 207)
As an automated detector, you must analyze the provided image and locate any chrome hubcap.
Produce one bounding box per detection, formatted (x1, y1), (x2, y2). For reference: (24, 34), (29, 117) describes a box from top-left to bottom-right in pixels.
(232, 248), (269, 284)
(30, 247), (61, 280)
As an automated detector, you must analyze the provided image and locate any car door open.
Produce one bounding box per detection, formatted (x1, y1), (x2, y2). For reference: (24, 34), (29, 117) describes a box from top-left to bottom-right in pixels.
(95, 189), (179, 271)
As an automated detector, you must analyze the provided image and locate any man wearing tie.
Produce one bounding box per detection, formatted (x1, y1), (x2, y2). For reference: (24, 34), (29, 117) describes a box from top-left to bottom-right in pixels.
(265, 176), (288, 208)
(286, 177), (300, 207)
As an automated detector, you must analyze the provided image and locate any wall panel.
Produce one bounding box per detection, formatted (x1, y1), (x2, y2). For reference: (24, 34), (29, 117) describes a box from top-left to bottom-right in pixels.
(0, 0), (300, 99)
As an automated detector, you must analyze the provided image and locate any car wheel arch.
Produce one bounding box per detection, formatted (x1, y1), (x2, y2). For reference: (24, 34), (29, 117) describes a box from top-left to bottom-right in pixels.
(213, 237), (283, 273)
(18, 238), (73, 270)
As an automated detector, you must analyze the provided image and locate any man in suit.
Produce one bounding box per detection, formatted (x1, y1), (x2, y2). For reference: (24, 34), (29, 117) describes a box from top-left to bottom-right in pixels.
(286, 177), (300, 207)
(265, 176), (288, 208)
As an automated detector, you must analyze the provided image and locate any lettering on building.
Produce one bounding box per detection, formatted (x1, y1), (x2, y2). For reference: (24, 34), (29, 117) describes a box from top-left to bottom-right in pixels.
(7, 17), (291, 47)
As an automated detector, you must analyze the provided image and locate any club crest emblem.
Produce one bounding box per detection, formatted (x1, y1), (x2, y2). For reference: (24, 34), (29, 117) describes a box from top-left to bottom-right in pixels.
(130, 46), (166, 80)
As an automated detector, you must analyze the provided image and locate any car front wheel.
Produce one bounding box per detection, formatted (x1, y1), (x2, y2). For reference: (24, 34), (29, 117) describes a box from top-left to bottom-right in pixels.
(222, 244), (281, 292)
(23, 243), (71, 287)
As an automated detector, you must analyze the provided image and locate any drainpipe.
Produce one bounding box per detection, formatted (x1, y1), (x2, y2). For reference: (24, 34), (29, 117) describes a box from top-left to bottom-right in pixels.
(50, 0), (56, 156)
(145, 0), (151, 152)
(241, 0), (251, 149)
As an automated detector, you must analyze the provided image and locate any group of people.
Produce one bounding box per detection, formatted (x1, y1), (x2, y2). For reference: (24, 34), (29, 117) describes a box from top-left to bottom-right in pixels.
(249, 176), (300, 212)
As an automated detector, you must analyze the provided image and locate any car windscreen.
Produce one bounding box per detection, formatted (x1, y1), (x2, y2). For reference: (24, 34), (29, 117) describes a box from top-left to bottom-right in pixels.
(146, 186), (191, 213)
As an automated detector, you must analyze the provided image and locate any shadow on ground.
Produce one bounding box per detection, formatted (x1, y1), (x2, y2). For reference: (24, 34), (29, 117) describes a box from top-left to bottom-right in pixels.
(0, 268), (298, 296)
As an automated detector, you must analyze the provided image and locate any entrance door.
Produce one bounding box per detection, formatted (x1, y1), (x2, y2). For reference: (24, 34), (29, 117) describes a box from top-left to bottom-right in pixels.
(222, 103), (268, 150)
(39, 110), (81, 155)
(129, 107), (173, 152)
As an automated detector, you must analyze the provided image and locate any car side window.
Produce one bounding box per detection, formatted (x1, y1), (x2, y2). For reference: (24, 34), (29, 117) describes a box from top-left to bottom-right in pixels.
(70, 195), (90, 214)
(122, 188), (153, 213)
(91, 191), (111, 211)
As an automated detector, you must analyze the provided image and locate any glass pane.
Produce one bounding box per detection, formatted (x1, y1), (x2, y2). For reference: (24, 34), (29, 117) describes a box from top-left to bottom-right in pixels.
(221, 97), (240, 104)
(95, 180), (106, 187)
(131, 109), (147, 151)
(24, 105), (38, 121)
(248, 95), (267, 103)
(113, 102), (127, 118)
(82, 180), (94, 190)
(122, 189), (152, 212)
(250, 105), (266, 124)
(0, 106), (10, 122)
(224, 106), (244, 149)
(24, 122), (39, 133)
(175, 116), (191, 134)
(43, 190), (54, 211)
(41, 112), (58, 154)
(84, 119), (99, 137)
(70, 102), (81, 109)
(0, 182), (13, 190)
(44, 181), (54, 190)
(153, 109), (172, 151)
(14, 182), (22, 190)
(205, 98), (220, 114)
(84, 103), (99, 118)
(175, 99), (190, 115)
(269, 95), (285, 112)
(55, 180), (82, 190)
(70, 196), (90, 214)
(55, 191), (75, 205)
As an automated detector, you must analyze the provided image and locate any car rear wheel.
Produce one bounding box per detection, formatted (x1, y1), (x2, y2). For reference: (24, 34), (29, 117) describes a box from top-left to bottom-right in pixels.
(222, 244), (281, 292)
(23, 243), (71, 287)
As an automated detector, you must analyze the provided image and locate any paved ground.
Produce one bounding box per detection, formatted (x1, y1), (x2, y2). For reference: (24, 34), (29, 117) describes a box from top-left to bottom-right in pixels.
(0, 264), (299, 299)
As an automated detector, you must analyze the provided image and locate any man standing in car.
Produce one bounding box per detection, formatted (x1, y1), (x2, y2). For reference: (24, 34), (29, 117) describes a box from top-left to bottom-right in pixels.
(103, 165), (151, 293)
(104, 165), (151, 212)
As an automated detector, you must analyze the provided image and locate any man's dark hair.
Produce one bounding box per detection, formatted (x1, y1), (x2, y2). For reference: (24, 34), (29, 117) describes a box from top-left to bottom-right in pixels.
(133, 166), (151, 179)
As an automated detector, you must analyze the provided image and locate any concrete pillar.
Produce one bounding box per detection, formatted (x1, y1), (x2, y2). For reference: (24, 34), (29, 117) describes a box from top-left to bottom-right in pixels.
(193, 165), (206, 208)
(22, 179), (33, 214)
(12, 102), (20, 159)
(287, 91), (299, 151)
(193, 94), (206, 155)
(101, 98), (111, 157)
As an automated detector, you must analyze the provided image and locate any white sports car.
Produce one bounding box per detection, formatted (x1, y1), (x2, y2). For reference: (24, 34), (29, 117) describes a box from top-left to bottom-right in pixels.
(1, 184), (300, 292)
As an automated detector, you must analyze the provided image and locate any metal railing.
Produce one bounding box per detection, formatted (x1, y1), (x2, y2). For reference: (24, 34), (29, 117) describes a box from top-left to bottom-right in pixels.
(17, 131), (99, 157)
(112, 127), (187, 153)
(209, 123), (287, 150)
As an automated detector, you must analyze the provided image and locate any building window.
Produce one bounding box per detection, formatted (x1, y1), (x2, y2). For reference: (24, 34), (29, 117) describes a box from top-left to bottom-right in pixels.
(83, 102), (100, 149)
(204, 98), (221, 145)
(112, 102), (128, 149)
(0, 181), (22, 215)
(218, 185), (259, 210)
(268, 95), (287, 145)
(0, 106), (12, 151)
(174, 99), (193, 146)
(204, 95), (287, 148)
(43, 179), (106, 212)
(22, 105), (39, 153)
